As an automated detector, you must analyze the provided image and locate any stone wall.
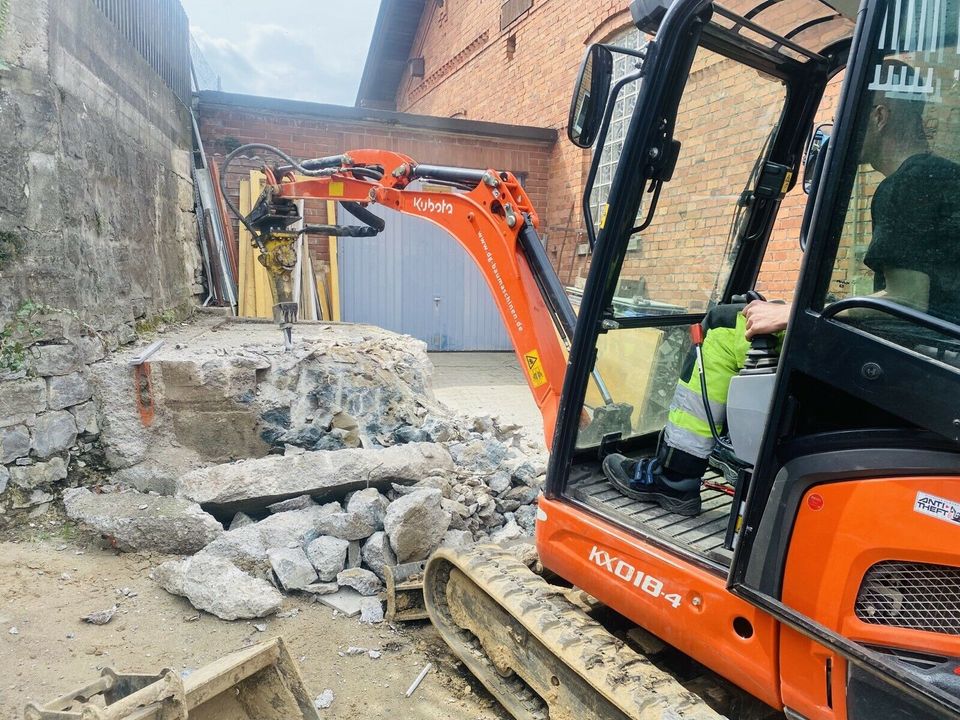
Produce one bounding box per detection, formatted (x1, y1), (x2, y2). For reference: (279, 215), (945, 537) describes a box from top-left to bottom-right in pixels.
(0, 308), (107, 520)
(0, 0), (201, 337)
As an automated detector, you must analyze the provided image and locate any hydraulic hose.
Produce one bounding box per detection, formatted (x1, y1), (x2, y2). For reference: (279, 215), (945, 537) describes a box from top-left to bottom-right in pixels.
(218, 143), (344, 239)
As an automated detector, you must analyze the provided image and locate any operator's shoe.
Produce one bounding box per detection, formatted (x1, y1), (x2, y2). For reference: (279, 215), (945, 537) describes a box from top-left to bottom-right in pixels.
(602, 454), (702, 516)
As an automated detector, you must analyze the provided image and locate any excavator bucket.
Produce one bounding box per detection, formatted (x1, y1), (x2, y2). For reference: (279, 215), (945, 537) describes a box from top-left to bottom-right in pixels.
(23, 637), (320, 720)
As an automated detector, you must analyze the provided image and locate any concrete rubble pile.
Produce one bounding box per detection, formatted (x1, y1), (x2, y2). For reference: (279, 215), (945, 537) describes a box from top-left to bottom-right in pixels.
(58, 319), (547, 621)
(142, 423), (546, 620)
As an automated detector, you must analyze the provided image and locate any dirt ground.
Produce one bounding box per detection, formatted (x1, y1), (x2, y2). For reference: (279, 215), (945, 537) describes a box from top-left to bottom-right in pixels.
(0, 527), (507, 719)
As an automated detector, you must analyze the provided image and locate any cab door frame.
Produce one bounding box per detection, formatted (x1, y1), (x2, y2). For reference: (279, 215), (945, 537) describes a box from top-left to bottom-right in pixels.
(728, 0), (960, 713)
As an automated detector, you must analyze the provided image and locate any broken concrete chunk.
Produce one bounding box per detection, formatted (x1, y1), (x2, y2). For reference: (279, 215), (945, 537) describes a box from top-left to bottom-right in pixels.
(81, 605), (118, 625)
(345, 487), (389, 531)
(305, 535), (349, 582)
(31, 410), (78, 458)
(491, 520), (524, 543)
(314, 689), (334, 710)
(346, 540), (362, 569)
(361, 531), (396, 582)
(153, 554), (283, 620)
(440, 529), (473, 549)
(486, 471), (512, 495)
(317, 510), (376, 541)
(383, 487), (451, 563)
(228, 512), (255, 530)
(335, 568), (382, 597)
(315, 587), (365, 617)
(510, 459), (546, 487)
(0, 466), (8, 495)
(497, 485), (540, 513)
(449, 438), (509, 473)
(175, 442), (453, 513)
(267, 494), (317, 514)
(515, 504), (537, 535)
(63, 487), (223, 554)
(268, 547), (318, 590)
(303, 581), (339, 596)
(198, 503), (338, 576)
(359, 598), (385, 624)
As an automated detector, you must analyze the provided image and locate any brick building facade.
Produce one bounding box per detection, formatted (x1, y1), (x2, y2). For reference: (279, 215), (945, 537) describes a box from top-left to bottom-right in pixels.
(197, 92), (555, 268)
(355, 1), (842, 305)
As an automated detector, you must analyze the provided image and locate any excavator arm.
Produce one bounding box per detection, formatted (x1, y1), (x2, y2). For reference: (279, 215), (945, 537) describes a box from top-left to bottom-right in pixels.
(222, 145), (592, 446)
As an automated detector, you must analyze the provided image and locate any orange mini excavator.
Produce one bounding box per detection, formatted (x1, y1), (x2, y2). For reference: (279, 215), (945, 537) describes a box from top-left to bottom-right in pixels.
(225, 0), (960, 715)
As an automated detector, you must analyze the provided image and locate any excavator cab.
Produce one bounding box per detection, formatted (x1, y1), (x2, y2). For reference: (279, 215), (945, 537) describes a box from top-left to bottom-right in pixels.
(536, 0), (960, 715)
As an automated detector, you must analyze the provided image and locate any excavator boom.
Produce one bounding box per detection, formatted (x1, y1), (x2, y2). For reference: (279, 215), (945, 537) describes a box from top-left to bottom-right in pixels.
(223, 146), (572, 446)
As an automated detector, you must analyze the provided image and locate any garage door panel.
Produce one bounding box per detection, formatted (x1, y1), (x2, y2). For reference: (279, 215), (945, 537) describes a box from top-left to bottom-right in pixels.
(338, 205), (511, 351)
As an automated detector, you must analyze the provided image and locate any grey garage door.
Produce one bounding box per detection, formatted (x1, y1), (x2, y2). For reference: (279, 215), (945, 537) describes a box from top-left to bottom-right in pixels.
(337, 204), (512, 351)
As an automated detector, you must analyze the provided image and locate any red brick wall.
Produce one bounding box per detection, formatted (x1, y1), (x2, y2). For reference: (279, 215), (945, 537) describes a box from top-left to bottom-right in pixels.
(389, 0), (836, 296)
(392, 1), (635, 283)
(197, 100), (554, 268)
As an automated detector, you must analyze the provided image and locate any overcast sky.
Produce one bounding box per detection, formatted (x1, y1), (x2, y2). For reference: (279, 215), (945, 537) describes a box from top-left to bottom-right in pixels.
(182, 0), (380, 105)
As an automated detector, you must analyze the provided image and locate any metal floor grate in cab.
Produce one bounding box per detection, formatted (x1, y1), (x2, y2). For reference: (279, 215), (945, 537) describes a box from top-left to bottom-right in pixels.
(570, 469), (735, 565)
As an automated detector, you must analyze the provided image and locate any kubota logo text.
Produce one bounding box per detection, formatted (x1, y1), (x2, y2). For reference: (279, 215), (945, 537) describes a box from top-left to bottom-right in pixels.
(588, 545), (683, 609)
(413, 197), (454, 214)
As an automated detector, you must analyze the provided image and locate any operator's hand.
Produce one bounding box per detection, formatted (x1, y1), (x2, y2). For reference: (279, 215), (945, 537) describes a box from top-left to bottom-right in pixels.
(743, 300), (791, 339)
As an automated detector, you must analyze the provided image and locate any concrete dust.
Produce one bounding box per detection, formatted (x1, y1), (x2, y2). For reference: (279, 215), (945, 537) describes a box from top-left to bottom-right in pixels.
(0, 537), (507, 719)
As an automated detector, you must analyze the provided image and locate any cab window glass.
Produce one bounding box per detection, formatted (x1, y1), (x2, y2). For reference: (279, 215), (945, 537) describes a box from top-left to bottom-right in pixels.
(820, 2), (960, 356)
(598, 46), (786, 317)
(576, 47), (786, 448)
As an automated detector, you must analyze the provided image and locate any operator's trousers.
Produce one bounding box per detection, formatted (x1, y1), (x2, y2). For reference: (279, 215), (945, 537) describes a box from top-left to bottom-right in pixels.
(661, 306), (757, 474)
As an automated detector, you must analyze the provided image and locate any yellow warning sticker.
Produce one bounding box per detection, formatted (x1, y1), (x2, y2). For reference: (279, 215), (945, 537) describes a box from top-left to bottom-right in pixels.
(780, 170), (793, 194)
(598, 203), (610, 229)
(329, 181), (345, 197)
(524, 349), (548, 388)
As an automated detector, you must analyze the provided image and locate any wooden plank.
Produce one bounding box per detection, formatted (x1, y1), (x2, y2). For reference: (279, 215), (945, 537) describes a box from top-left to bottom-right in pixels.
(250, 171), (273, 319)
(316, 268), (331, 321)
(327, 201), (341, 322)
(237, 179), (254, 317)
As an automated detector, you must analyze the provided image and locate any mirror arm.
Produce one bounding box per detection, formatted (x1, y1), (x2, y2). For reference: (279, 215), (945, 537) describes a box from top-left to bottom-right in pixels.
(601, 44), (648, 60)
(581, 68), (645, 250)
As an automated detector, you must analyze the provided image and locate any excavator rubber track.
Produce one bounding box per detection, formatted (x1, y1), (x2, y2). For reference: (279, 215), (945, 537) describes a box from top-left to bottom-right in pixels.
(424, 544), (724, 720)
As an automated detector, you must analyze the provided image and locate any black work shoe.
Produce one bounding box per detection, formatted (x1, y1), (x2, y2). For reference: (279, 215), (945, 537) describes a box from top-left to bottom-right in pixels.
(602, 453), (702, 516)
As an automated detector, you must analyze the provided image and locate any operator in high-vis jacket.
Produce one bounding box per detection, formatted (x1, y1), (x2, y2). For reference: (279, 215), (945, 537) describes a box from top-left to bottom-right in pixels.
(602, 58), (960, 516)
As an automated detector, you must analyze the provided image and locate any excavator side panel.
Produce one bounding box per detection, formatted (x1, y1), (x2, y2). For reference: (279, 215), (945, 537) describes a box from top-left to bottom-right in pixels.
(535, 496), (783, 708)
(779, 477), (960, 720)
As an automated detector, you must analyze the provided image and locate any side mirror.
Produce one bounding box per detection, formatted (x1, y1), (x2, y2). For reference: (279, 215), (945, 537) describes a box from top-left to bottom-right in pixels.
(802, 124), (831, 194)
(568, 44), (614, 148)
(799, 124), (831, 249)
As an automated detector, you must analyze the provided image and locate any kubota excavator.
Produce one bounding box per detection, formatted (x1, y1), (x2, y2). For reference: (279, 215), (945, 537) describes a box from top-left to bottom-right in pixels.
(224, 0), (960, 716)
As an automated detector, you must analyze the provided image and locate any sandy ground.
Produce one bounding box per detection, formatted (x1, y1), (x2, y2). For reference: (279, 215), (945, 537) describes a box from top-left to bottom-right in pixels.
(0, 532), (504, 719)
(0, 351), (539, 719)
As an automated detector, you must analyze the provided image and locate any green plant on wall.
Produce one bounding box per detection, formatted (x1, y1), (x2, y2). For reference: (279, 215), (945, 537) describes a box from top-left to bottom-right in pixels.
(0, 301), (79, 373)
(0, 230), (24, 268)
(0, 302), (45, 373)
